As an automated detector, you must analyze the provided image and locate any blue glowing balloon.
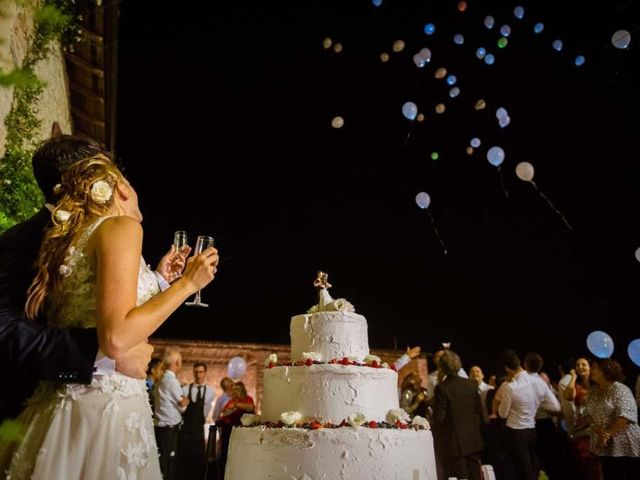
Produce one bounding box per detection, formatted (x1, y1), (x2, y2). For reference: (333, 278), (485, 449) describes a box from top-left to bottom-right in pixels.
(424, 23), (436, 35)
(587, 331), (615, 359)
(500, 25), (512, 37)
(498, 116), (511, 128)
(534, 22), (545, 34)
(449, 87), (460, 98)
(574, 55), (586, 67)
(476, 47), (487, 59)
(372, 0), (383, 6)
(612, 30), (631, 49)
(487, 146), (505, 167)
(470, 137), (481, 148)
(513, 6), (525, 19)
(496, 107), (508, 119)
(446, 74), (457, 86)
(628, 339), (640, 367)
(484, 54), (495, 65)
(402, 102), (418, 121)
(228, 356), (247, 380)
(415, 192), (431, 209)
(484, 16), (495, 29)
(454, 34), (465, 45)
(552, 40), (563, 52)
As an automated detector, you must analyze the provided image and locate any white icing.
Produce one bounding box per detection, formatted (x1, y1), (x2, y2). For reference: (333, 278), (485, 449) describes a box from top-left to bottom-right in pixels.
(224, 427), (437, 480)
(261, 365), (399, 423)
(291, 312), (369, 362)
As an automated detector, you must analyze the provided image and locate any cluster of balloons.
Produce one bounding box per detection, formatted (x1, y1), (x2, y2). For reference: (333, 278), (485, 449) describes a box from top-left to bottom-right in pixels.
(227, 356), (247, 380)
(586, 331), (640, 367)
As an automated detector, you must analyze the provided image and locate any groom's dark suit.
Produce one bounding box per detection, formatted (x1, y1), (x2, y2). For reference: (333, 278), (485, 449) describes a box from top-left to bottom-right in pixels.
(0, 208), (98, 420)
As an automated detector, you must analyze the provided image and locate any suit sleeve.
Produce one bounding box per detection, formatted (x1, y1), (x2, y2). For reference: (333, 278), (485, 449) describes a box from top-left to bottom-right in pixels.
(433, 384), (448, 425)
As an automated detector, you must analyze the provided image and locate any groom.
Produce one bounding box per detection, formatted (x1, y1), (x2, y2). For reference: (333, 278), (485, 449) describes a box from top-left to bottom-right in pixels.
(0, 131), (183, 421)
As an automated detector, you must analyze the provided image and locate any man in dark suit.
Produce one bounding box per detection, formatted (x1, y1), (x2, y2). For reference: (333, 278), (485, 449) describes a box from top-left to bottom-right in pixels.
(0, 134), (153, 421)
(433, 349), (484, 480)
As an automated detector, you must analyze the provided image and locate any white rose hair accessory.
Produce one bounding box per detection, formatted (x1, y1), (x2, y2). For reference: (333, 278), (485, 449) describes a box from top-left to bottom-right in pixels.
(90, 180), (113, 204)
(54, 210), (71, 223)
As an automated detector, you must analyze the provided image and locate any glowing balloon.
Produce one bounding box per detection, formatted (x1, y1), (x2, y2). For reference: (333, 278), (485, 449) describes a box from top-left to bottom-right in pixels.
(380, 52), (390, 62)
(515, 162), (534, 181)
(496, 107), (508, 119)
(227, 356), (247, 380)
(487, 146), (505, 167)
(418, 48), (432, 62)
(552, 40), (563, 52)
(334, 43), (343, 53)
(476, 47), (487, 59)
(612, 30), (631, 49)
(415, 192), (431, 209)
(574, 55), (586, 67)
(402, 102), (418, 120)
(435, 103), (446, 114)
(484, 54), (495, 65)
(475, 99), (486, 110)
(484, 16), (495, 29)
(331, 116), (344, 129)
(628, 339), (640, 367)
(470, 137), (481, 148)
(416, 113), (425, 122)
(513, 6), (525, 19)
(454, 34), (465, 45)
(322, 38), (332, 49)
(586, 331), (614, 359)
(449, 87), (460, 98)
(498, 116), (511, 128)
(372, 0), (383, 7)
(534, 23), (545, 34)
(424, 23), (436, 35)
(500, 25), (511, 37)
(393, 39), (405, 53)
(413, 54), (427, 68)
(430, 152), (439, 160)
(635, 247), (640, 262)
(457, 1), (467, 12)
(466, 146), (474, 155)
(446, 74), (457, 86)
(435, 67), (447, 79)
(497, 37), (509, 49)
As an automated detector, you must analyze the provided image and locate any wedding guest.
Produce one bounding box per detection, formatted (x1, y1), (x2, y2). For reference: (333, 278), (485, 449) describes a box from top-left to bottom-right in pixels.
(0, 134), (157, 422)
(583, 358), (640, 480)
(400, 372), (428, 418)
(469, 365), (494, 424)
(433, 350), (484, 480)
(426, 347), (468, 401)
(393, 345), (422, 370)
(0, 154), (218, 479)
(557, 356), (576, 435)
(217, 382), (255, 476)
(178, 362), (215, 480)
(146, 357), (164, 410)
(497, 349), (561, 480)
(213, 376), (234, 421)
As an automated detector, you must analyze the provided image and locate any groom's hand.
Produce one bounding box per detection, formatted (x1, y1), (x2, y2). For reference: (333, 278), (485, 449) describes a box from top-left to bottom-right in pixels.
(115, 342), (154, 379)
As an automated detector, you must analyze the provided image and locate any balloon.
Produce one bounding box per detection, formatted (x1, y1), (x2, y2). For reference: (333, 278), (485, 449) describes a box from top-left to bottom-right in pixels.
(534, 23), (545, 34)
(457, 1), (467, 13)
(497, 37), (509, 49)
(612, 30), (631, 49)
(586, 331), (614, 359)
(484, 16), (495, 29)
(515, 162), (534, 181)
(435, 67), (447, 79)
(476, 47), (487, 60)
(628, 339), (640, 367)
(446, 74), (457, 86)
(454, 34), (465, 45)
(552, 40), (563, 52)
(380, 52), (390, 62)
(227, 356), (247, 380)
(435, 103), (446, 114)
(402, 102), (418, 120)
(331, 116), (344, 129)
(635, 247), (640, 262)
(372, 0), (383, 7)
(415, 192), (431, 209)
(513, 6), (525, 19)
(487, 146), (505, 167)
(475, 99), (486, 110)
(333, 43), (343, 53)
(393, 39), (405, 53)
(413, 54), (426, 68)
(418, 48), (432, 62)
(466, 146), (474, 155)
(498, 116), (511, 128)
(449, 87), (460, 98)
(416, 113), (425, 122)
(430, 152), (439, 160)
(322, 38), (332, 49)
(574, 55), (586, 67)
(424, 23), (435, 35)
(500, 25), (511, 37)
(470, 137), (481, 148)
(484, 54), (495, 65)
(496, 107), (508, 119)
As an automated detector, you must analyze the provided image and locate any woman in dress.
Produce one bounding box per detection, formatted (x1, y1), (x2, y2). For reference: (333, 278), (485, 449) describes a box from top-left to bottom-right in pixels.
(1, 154), (219, 479)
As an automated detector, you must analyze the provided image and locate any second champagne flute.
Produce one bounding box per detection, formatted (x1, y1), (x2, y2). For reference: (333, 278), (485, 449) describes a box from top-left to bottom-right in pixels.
(185, 235), (215, 307)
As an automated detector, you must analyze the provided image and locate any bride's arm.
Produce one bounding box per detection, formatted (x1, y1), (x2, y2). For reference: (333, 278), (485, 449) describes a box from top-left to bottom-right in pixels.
(92, 216), (217, 358)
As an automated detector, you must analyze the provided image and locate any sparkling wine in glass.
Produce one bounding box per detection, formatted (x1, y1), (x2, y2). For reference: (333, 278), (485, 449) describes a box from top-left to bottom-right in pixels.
(185, 235), (215, 307)
(174, 231), (188, 252)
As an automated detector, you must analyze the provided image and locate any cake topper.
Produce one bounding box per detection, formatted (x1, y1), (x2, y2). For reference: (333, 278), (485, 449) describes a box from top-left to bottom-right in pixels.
(314, 271), (332, 290)
(307, 271), (355, 313)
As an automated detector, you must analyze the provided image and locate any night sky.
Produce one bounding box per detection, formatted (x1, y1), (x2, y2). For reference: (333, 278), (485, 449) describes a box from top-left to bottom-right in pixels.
(117, 0), (640, 377)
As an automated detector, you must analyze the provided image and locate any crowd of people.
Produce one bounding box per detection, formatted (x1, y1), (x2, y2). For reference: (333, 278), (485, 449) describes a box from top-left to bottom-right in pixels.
(400, 348), (640, 480)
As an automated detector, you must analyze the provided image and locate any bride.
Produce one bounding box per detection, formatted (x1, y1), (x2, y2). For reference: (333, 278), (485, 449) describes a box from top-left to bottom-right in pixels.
(0, 154), (219, 479)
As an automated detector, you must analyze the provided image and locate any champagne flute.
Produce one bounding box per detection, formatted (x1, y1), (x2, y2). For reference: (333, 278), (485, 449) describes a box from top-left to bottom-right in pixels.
(174, 231), (188, 251)
(185, 235), (215, 307)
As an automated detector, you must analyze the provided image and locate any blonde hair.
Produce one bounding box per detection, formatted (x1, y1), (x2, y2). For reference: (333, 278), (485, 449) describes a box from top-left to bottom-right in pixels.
(25, 154), (124, 320)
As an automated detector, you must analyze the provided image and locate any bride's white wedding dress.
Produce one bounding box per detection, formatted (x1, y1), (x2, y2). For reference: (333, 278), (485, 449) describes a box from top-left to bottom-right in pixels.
(1, 217), (162, 479)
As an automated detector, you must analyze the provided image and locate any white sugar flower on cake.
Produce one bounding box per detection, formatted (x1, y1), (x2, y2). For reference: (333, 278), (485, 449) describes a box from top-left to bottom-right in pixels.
(240, 414), (261, 427)
(411, 416), (431, 430)
(323, 298), (355, 312)
(264, 353), (278, 367)
(363, 354), (381, 365)
(280, 411), (303, 426)
(386, 408), (410, 424)
(301, 352), (323, 362)
(347, 413), (366, 428)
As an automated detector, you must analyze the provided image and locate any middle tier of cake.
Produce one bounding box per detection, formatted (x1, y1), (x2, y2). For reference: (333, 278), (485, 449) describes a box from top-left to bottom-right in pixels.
(261, 364), (399, 423)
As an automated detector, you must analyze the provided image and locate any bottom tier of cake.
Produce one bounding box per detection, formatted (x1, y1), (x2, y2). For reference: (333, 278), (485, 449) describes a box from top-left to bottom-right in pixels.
(224, 426), (437, 480)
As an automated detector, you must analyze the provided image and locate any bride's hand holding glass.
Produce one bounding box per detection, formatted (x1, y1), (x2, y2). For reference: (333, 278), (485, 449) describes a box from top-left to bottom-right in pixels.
(179, 243), (218, 296)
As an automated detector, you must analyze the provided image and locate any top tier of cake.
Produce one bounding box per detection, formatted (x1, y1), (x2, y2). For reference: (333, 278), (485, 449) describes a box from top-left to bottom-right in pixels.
(290, 311), (369, 362)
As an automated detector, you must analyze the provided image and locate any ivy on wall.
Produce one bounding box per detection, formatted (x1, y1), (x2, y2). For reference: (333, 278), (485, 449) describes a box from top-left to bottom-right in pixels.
(0, 1), (77, 232)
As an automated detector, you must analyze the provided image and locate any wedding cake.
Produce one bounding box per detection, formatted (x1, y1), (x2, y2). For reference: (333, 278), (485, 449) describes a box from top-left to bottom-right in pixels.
(224, 273), (437, 480)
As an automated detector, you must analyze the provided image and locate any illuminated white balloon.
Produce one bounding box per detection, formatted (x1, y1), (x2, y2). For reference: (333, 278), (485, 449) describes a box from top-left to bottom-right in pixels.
(612, 30), (631, 49)
(402, 102), (418, 120)
(635, 247), (640, 262)
(470, 137), (481, 148)
(487, 146), (505, 167)
(552, 39), (563, 52)
(515, 162), (534, 181)
(331, 116), (344, 129)
(415, 192), (431, 209)
(413, 54), (426, 68)
(513, 6), (525, 19)
(484, 16), (495, 29)
(418, 48), (432, 62)
(534, 23), (544, 34)
(498, 116), (511, 128)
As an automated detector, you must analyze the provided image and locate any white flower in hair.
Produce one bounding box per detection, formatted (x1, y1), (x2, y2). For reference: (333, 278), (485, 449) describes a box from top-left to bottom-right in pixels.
(54, 210), (71, 223)
(90, 180), (113, 204)
(58, 264), (72, 277)
(53, 183), (62, 195)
